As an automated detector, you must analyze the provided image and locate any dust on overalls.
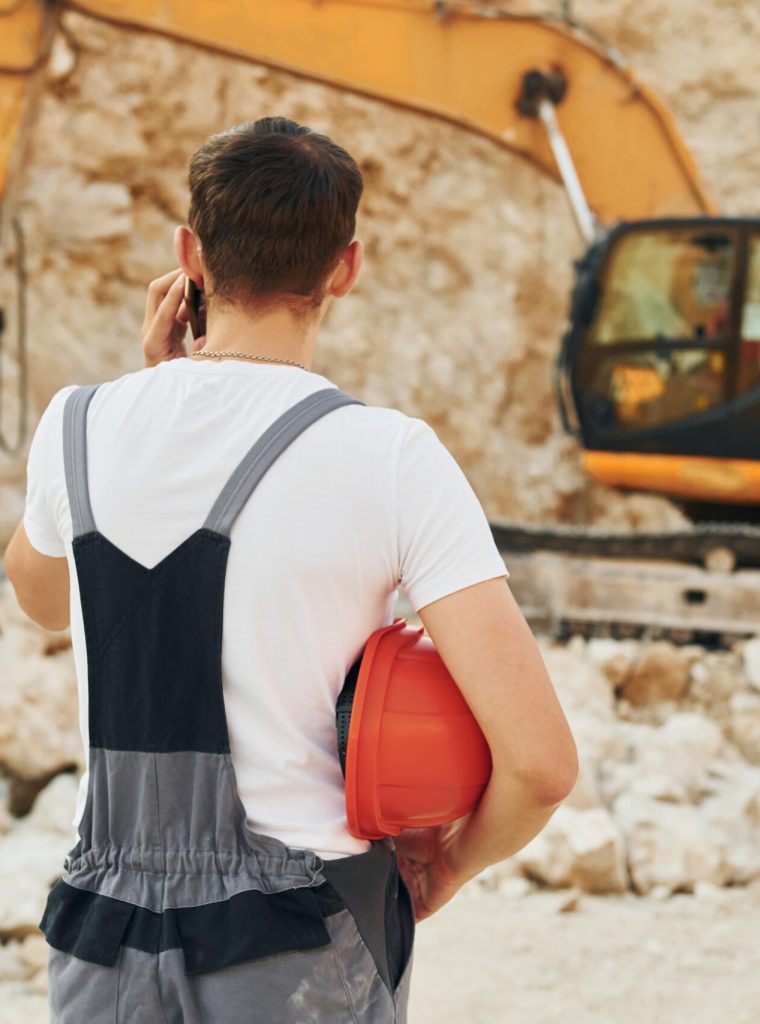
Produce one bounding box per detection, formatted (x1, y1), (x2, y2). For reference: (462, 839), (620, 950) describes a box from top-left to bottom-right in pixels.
(40, 383), (415, 1023)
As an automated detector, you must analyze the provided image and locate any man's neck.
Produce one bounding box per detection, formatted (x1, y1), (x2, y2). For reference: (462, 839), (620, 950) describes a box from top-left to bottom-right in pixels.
(191, 302), (320, 369)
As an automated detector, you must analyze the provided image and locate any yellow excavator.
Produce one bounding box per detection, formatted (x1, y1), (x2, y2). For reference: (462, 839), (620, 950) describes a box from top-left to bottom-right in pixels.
(3, 0), (760, 638)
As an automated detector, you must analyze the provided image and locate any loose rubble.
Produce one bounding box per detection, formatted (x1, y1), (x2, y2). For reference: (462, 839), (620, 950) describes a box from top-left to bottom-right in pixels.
(508, 636), (760, 896)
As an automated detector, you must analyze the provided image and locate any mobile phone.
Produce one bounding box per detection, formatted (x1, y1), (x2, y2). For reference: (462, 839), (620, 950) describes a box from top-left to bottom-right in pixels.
(184, 277), (206, 339)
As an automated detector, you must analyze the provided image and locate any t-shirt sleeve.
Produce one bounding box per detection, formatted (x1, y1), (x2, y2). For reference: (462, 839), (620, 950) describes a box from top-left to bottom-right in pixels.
(394, 417), (508, 613)
(22, 386), (74, 558)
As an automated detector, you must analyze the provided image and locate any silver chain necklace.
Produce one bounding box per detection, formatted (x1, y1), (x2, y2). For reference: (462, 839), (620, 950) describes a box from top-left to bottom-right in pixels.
(189, 349), (307, 370)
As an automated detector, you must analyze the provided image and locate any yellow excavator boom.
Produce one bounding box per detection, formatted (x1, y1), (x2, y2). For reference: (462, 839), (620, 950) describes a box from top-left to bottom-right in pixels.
(0, 0), (51, 221)
(1, 0), (716, 227)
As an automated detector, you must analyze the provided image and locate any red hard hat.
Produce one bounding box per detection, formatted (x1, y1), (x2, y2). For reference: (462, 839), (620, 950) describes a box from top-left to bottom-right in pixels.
(336, 618), (492, 840)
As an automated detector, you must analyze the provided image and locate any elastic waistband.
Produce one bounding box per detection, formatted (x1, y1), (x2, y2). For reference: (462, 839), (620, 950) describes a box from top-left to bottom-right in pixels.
(320, 837), (394, 888)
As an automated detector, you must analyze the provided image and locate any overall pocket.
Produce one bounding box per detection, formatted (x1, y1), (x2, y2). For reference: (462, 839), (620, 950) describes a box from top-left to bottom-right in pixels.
(318, 840), (415, 1014)
(385, 858), (415, 995)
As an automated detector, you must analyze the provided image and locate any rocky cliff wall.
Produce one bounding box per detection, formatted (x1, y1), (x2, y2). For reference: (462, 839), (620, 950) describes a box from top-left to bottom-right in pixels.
(6, 3), (758, 540)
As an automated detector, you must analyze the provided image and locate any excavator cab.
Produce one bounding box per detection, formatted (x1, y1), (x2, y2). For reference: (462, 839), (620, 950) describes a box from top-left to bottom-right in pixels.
(558, 218), (760, 504)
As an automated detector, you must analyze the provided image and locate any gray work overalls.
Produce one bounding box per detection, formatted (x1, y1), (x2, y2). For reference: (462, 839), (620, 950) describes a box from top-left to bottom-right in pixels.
(40, 383), (415, 1023)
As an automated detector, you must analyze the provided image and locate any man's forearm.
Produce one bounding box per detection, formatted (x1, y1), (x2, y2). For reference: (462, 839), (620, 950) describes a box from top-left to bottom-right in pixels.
(446, 767), (568, 883)
(3, 522), (71, 632)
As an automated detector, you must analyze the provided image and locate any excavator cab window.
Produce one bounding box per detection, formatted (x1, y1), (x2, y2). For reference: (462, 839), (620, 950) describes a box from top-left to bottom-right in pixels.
(560, 219), (760, 455)
(577, 225), (735, 432)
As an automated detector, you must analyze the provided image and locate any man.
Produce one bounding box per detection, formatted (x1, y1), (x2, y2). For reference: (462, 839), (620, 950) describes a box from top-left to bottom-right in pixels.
(4, 116), (577, 1023)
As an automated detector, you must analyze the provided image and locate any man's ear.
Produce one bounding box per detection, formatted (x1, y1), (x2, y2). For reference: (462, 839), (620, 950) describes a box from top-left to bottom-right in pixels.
(328, 239), (364, 298)
(173, 226), (204, 288)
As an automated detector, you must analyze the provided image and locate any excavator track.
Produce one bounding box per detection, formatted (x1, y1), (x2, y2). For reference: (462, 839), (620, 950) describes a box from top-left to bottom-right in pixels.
(489, 521), (760, 644)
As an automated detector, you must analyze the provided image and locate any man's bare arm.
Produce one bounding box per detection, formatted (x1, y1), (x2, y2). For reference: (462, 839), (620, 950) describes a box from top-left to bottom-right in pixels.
(396, 576), (577, 919)
(3, 521), (70, 631)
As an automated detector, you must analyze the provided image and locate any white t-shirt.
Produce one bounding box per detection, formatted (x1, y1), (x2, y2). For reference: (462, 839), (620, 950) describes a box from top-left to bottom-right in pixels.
(23, 357), (508, 858)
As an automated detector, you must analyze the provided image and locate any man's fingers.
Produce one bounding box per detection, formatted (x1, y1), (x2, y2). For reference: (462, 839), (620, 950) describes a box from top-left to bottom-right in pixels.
(144, 268), (184, 322)
(149, 273), (187, 333)
(147, 267), (183, 298)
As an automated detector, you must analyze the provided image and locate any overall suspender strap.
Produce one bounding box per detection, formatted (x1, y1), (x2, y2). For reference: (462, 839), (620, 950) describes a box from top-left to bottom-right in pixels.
(62, 384), (101, 539)
(202, 387), (365, 537)
(63, 382), (364, 541)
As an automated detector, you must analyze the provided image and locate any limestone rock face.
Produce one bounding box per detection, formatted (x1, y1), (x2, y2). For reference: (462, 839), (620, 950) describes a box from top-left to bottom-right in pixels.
(5, 0), (752, 543)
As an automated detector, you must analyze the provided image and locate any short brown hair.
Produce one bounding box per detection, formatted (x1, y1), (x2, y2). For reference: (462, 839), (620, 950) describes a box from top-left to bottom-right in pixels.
(188, 117), (363, 318)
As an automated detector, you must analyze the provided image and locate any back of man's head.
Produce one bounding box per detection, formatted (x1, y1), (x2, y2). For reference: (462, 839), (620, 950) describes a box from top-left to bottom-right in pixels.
(188, 117), (364, 319)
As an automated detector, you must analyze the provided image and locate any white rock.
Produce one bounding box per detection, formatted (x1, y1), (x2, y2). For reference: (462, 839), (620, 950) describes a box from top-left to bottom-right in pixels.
(627, 713), (729, 804)
(47, 32), (77, 81)
(25, 772), (79, 835)
(0, 943), (26, 982)
(498, 877), (534, 899)
(647, 885), (672, 902)
(700, 771), (760, 884)
(728, 692), (760, 765)
(475, 858), (523, 890)
(563, 754), (603, 810)
(613, 792), (725, 894)
(0, 774), (78, 939)
(586, 638), (639, 688)
(0, 610), (82, 781)
(532, 639), (617, 719)
(0, 935), (47, 983)
(0, 987), (49, 1024)
(516, 806), (627, 894)
(694, 880), (723, 901)
(17, 935), (48, 979)
(0, 579), (70, 652)
(688, 652), (742, 707)
(24, 170), (133, 247)
(741, 637), (760, 691)
(621, 643), (690, 706)
(538, 888), (583, 914)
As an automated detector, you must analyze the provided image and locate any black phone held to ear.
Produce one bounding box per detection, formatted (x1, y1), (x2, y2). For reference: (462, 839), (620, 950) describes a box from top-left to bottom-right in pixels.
(184, 277), (206, 340)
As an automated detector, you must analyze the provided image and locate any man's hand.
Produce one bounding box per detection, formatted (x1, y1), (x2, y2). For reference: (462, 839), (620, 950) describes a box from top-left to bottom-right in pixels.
(394, 817), (471, 923)
(142, 268), (204, 368)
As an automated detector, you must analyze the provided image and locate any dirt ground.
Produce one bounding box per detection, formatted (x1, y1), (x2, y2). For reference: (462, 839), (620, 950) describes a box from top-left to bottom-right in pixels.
(407, 884), (760, 1024)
